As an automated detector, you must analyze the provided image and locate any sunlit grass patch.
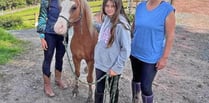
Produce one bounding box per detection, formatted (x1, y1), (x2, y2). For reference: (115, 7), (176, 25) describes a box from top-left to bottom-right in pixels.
(0, 28), (26, 64)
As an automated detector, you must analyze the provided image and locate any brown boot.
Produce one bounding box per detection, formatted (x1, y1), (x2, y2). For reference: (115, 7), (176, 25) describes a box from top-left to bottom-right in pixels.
(43, 75), (55, 97)
(55, 69), (67, 89)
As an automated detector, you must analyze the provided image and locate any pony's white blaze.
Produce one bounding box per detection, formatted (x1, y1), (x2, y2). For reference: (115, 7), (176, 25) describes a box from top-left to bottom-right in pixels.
(54, 0), (75, 35)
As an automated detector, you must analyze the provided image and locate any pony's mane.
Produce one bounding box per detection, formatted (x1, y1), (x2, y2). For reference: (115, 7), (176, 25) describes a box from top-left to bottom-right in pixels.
(80, 0), (93, 35)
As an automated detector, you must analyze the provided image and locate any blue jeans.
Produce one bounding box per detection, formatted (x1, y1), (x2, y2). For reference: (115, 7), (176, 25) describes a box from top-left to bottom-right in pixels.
(130, 55), (157, 96)
(42, 33), (65, 77)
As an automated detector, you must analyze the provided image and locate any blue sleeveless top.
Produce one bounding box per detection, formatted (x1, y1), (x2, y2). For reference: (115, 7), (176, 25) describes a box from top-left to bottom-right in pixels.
(45, 0), (60, 34)
(131, 1), (175, 63)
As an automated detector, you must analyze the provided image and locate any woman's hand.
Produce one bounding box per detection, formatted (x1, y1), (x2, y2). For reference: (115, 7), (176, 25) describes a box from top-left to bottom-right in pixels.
(156, 57), (168, 70)
(40, 38), (48, 51)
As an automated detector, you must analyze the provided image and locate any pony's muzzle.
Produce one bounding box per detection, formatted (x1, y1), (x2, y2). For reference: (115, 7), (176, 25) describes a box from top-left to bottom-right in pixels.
(54, 18), (68, 35)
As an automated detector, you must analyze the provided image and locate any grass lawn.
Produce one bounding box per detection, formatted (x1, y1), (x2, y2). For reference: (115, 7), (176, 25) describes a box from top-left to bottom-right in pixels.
(0, 28), (26, 64)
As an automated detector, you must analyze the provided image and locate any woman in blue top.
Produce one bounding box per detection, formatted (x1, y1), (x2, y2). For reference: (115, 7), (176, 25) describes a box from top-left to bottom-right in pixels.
(130, 0), (175, 103)
(94, 0), (131, 102)
(37, 0), (67, 97)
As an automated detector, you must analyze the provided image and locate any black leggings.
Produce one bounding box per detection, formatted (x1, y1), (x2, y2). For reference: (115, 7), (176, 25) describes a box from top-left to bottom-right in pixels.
(42, 34), (65, 77)
(130, 55), (157, 96)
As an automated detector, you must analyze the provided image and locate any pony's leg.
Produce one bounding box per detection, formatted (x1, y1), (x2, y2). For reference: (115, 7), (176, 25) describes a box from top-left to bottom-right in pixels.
(86, 60), (94, 103)
(72, 57), (81, 97)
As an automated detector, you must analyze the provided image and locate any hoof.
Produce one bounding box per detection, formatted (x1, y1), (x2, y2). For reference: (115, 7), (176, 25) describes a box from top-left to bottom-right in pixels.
(72, 87), (79, 97)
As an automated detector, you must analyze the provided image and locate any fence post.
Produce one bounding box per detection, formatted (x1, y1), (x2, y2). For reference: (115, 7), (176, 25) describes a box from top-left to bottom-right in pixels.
(34, 13), (38, 27)
(170, 0), (173, 5)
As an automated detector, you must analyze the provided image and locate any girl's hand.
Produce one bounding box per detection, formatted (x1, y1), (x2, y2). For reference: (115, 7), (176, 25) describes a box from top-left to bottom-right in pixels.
(94, 12), (103, 23)
(109, 69), (117, 77)
(40, 38), (48, 51)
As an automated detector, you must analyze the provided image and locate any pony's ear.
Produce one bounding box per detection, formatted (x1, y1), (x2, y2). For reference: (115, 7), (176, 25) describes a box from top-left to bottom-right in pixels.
(58, 0), (62, 8)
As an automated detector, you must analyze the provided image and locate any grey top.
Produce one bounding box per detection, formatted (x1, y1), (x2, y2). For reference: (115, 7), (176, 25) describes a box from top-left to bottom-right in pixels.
(94, 15), (131, 74)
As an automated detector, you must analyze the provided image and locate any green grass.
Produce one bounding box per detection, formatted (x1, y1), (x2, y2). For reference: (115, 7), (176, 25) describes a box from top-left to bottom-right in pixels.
(88, 1), (102, 6)
(0, 28), (26, 65)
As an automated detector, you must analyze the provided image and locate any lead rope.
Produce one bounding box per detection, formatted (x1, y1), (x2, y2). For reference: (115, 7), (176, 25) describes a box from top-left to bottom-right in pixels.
(103, 75), (113, 103)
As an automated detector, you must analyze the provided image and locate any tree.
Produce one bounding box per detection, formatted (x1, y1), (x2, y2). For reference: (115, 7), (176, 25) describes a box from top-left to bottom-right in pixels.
(0, 0), (7, 10)
(0, 0), (40, 11)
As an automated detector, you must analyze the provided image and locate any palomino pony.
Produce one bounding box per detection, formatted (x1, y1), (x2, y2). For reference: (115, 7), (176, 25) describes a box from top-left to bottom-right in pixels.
(54, 0), (98, 102)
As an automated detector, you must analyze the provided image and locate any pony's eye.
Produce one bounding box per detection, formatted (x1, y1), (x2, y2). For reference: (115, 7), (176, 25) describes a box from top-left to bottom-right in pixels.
(71, 5), (77, 11)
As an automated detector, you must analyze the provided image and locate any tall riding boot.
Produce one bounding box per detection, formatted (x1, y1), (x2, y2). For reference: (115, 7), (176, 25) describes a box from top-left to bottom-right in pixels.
(141, 94), (153, 103)
(132, 81), (141, 103)
(43, 75), (55, 97)
(55, 69), (67, 89)
(94, 92), (104, 103)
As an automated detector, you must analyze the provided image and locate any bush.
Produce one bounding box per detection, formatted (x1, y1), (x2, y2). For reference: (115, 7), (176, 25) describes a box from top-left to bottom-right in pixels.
(0, 15), (23, 29)
(127, 14), (134, 23)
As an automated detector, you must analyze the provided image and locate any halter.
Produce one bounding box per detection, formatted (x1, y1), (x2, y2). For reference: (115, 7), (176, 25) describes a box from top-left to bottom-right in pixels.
(58, 10), (82, 27)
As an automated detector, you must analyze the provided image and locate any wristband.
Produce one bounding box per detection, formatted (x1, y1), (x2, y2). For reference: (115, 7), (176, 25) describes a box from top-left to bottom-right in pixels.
(39, 33), (45, 38)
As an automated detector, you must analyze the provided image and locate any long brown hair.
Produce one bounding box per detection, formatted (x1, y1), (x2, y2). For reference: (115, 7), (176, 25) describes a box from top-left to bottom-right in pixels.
(102, 0), (130, 48)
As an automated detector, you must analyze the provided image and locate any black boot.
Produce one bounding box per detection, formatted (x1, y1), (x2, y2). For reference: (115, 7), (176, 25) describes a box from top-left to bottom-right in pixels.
(142, 94), (153, 103)
(132, 81), (141, 103)
(94, 92), (104, 103)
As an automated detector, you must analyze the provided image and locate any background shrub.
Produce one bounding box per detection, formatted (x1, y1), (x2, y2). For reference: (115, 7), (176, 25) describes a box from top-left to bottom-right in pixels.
(0, 15), (23, 29)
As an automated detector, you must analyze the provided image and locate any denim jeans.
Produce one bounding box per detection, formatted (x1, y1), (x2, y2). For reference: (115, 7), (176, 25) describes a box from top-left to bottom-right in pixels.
(130, 55), (157, 96)
(42, 33), (65, 77)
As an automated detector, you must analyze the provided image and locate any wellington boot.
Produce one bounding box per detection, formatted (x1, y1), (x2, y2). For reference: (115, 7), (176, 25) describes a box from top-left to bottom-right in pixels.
(142, 94), (153, 103)
(132, 81), (141, 103)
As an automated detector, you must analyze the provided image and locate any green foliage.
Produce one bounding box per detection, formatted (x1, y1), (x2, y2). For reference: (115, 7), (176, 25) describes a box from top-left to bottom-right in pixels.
(0, 28), (25, 65)
(127, 14), (134, 23)
(0, 15), (23, 30)
(0, 0), (6, 10)
(26, 0), (40, 5)
(0, 0), (40, 10)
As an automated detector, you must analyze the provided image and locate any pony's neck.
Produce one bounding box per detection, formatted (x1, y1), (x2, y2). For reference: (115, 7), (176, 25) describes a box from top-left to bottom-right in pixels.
(73, 0), (93, 35)
(73, 18), (90, 34)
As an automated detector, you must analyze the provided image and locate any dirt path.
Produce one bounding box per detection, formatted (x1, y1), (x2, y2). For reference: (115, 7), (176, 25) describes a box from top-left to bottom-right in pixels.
(0, 0), (209, 103)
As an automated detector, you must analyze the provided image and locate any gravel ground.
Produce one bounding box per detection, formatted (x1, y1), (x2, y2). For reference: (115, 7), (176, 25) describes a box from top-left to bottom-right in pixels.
(0, 0), (209, 103)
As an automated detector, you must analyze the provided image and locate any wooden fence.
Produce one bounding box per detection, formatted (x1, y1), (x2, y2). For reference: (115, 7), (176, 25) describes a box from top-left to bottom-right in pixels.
(32, 0), (141, 27)
(30, 0), (174, 27)
(8, 0), (174, 27)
